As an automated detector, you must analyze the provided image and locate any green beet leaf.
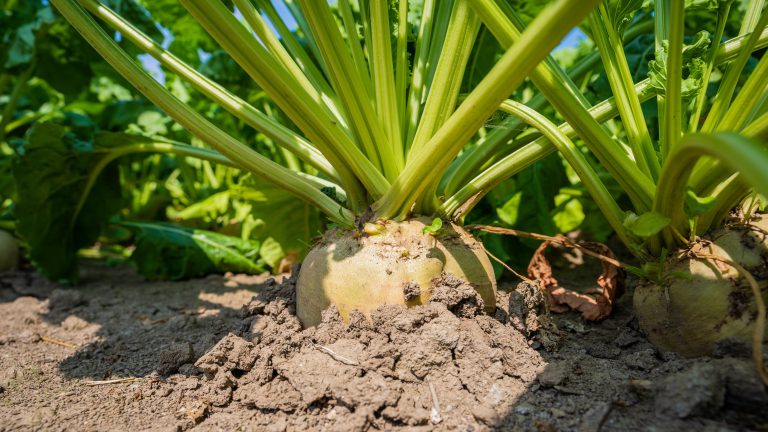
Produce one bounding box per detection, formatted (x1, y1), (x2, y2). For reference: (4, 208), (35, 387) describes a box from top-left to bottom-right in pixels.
(122, 221), (265, 280)
(422, 217), (443, 235)
(232, 175), (321, 269)
(648, 31), (711, 100)
(623, 211), (671, 238)
(13, 123), (122, 282)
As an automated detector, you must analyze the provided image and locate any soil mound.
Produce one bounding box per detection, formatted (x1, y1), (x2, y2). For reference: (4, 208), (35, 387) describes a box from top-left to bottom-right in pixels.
(200, 271), (546, 430)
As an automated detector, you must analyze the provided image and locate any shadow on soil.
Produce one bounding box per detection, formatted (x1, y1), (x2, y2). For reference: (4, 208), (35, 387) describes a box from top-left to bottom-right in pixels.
(1, 262), (273, 380)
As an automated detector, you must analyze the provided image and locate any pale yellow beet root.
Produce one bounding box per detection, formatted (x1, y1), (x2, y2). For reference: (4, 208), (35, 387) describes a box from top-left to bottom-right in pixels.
(0, 230), (18, 272)
(634, 214), (768, 357)
(296, 217), (496, 327)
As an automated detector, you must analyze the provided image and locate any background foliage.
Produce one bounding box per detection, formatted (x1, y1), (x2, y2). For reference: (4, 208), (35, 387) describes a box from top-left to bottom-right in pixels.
(1, 0), (763, 281)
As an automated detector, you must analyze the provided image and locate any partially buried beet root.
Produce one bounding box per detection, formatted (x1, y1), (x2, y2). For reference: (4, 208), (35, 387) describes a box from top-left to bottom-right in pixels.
(634, 213), (768, 357)
(0, 230), (18, 272)
(296, 217), (496, 327)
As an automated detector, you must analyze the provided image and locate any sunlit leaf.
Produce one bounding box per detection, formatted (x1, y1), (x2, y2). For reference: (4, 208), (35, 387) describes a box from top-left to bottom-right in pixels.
(623, 211), (671, 238)
(122, 221), (265, 280)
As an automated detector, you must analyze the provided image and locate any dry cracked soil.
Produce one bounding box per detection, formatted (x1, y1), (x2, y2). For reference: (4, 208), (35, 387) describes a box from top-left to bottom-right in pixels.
(0, 261), (766, 431)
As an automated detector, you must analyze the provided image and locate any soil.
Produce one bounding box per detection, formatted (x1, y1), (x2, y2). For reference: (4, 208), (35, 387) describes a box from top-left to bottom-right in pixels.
(0, 260), (766, 431)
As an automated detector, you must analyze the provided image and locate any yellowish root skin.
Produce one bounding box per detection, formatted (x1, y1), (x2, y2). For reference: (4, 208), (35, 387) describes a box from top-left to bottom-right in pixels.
(0, 230), (18, 272)
(296, 217), (497, 328)
(634, 214), (768, 357)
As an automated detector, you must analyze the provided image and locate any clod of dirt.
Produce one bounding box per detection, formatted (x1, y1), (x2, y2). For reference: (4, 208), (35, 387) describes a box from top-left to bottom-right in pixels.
(653, 363), (725, 418)
(194, 333), (257, 379)
(471, 403), (499, 425)
(47, 289), (85, 311)
(178, 363), (200, 376)
(506, 281), (545, 336)
(623, 348), (659, 371)
(13, 329), (41, 344)
(428, 273), (484, 317)
(180, 400), (210, 424)
(402, 281), (421, 302)
(537, 360), (571, 387)
(157, 342), (194, 375)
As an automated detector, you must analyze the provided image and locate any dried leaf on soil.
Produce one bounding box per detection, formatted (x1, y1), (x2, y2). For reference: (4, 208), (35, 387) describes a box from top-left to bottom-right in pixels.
(528, 241), (625, 321)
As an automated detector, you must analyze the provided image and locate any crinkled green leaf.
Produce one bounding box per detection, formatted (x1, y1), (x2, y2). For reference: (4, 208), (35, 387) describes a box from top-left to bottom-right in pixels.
(2, 6), (54, 69)
(167, 190), (231, 222)
(231, 175), (321, 269)
(648, 31), (711, 100)
(623, 211), (671, 238)
(12, 123), (123, 282)
(122, 221), (264, 280)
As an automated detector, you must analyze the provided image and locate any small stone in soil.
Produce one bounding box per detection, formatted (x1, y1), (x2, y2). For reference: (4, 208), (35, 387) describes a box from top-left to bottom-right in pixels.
(48, 289), (86, 311)
(653, 362), (725, 418)
(158, 342), (194, 375)
(167, 315), (189, 331)
(538, 361), (571, 387)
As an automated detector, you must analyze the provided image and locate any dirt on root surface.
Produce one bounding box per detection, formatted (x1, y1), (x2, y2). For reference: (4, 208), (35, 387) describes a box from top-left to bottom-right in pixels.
(0, 262), (766, 431)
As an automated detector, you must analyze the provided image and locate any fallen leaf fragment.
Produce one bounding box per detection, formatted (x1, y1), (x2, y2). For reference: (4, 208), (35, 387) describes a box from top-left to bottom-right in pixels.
(528, 241), (625, 321)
